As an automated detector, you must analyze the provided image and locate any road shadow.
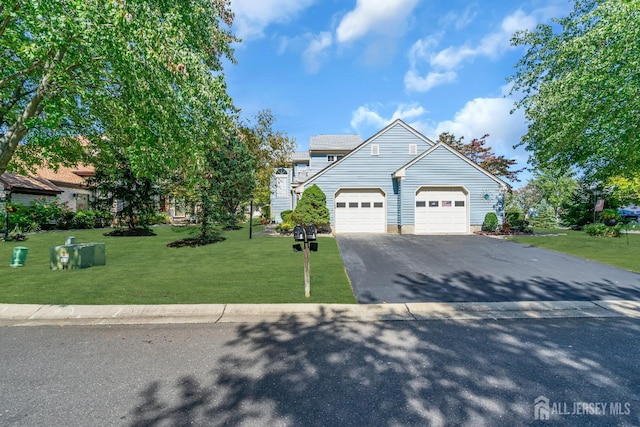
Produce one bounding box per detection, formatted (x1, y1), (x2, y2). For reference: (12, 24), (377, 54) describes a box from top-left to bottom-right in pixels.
(128, 314), (640, 426)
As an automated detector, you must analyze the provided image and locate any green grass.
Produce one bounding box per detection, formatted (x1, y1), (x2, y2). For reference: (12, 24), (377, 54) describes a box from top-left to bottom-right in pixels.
(508, 228), (640, 273)
(0, 225), (356, 305)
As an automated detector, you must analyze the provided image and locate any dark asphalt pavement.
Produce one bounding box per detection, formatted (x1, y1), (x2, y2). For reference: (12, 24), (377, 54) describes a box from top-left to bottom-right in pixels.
(1, 318), (640, 426)
(337, 234), (640, 303)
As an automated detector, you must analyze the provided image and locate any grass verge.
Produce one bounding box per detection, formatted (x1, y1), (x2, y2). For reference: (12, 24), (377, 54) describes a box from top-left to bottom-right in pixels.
(508, 228), (640, 273)
(0, 225), (356, 305)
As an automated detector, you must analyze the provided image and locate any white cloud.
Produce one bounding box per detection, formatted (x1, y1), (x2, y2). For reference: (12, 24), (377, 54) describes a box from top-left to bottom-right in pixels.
(404, 70), (457, 92)
(404, 9), (539, 92)
(350, 103), (429, 134)
(336, 0), (419, 44)
(434, 96), (527, 161)
(302, 32), (333, 73)
(232, 0), (316, 40)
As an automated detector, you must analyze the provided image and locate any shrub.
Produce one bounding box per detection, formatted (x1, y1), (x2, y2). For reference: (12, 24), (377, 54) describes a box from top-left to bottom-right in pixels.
(585, 223), (622, 237)
(71, 210), (96, 229)
(290, 184), (330, 228)
(529, 203), (557, 229)
(505, 209), (529, 232)
(276, 222), (293, 233)
(280, 209), (293, 223)
(482, 212), (499, 232)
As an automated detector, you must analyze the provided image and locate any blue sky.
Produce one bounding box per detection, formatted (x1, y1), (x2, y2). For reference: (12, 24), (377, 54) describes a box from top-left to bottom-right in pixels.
(224, 0), (573, 185)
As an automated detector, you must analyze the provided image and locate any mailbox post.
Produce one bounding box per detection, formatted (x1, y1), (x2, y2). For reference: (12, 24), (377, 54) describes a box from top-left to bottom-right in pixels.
(293, 224), (317, 298)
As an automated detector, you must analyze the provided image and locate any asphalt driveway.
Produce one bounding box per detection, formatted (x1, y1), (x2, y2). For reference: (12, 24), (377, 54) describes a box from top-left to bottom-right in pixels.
(336, 234), (640, 303)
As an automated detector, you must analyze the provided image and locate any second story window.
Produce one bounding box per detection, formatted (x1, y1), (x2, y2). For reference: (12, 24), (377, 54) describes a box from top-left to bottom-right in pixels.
(327, 155), (335, 162)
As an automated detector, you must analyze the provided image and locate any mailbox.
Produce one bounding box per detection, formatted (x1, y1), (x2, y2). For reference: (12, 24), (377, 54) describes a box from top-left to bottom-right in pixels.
(293, 224), (306, 241)
(305, 225), (317, 241)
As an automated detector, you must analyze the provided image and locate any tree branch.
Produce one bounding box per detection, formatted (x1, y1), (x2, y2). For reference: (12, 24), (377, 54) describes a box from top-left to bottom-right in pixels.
(0, 59), (42, 89)
(0, 1), (21, 39)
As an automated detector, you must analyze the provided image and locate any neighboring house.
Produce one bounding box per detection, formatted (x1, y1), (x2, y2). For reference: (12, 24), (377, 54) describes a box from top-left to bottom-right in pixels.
(272, 119), (508, 234)
(0, 172), (63, 205)
(33, 164), (95, 211)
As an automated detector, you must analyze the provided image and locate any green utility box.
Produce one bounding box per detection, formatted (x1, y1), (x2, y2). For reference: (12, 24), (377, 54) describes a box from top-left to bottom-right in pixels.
(10, 246), (28, 267)
(50, 243), (106, 270)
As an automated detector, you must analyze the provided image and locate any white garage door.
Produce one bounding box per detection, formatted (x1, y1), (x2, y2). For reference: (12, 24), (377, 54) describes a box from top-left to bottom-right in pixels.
(415, 188), (468, 234)
(335, 189), (386, 233)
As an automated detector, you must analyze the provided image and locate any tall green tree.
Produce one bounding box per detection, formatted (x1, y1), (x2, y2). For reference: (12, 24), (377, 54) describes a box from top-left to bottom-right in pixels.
(510, 0), (640, 181)
(0, 0), (236, 176)
(239, 109), (296, 206)
(529, 168), (579, 219)
(197, 128), (256, 236)
(437, 132), (523, 181)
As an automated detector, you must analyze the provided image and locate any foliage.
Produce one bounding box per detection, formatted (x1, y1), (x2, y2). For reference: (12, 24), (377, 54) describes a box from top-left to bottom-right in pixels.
(276, 222), (293, 233)
(261, 205), (271, 222)
(88, 147), (160, 230)
(240, 110), (296, 206)
(291, 185), (331, 228)
(194, 128), (257, 237)
(598, 209), (620, 221)
(505, 209), (529, 232)
(438, 132), (523, 182)
(529, 168), (579, 219)
(6, 199), (111, 231)
(280, 210), (294, 223)
(1, 0), (236, 177)
(510, 0), (640, 181)
(528, 203), (557, 229)
(584, 223), (622, 238)
(481, 212), (499, 232)
(607, 175), (640, 207)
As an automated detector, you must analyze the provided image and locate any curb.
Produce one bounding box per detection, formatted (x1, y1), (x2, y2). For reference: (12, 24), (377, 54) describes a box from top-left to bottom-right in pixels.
(1, 300), (639, 326)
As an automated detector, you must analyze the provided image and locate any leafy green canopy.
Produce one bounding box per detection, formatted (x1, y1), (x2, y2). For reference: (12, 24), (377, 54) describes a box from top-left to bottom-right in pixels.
(0, 0), (236, 176)
(510, 0), (640, 182)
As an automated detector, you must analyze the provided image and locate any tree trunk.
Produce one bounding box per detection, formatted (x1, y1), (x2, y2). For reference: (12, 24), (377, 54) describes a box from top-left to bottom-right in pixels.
(0, 48), (65, 174)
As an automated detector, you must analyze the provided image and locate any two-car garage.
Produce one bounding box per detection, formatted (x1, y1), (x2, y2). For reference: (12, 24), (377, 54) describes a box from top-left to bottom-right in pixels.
(333, 186), (469, 234)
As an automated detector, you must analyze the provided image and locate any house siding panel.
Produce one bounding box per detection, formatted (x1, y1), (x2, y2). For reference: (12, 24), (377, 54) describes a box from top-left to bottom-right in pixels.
(300, 123), (433, 226)
(401, 145), (502, 226)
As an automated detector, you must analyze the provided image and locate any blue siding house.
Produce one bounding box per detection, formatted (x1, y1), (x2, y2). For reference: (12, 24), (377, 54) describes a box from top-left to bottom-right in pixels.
(272, 119), (508, 234)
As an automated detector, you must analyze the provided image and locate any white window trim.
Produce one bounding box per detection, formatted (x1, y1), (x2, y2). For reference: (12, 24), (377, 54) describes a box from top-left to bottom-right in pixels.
(371, 144), (379, 156)
(409, 144), (417, 155)
(327, 155), (335, 162)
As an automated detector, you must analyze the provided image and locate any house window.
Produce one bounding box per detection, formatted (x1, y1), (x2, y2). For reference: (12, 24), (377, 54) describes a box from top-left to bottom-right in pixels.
(336, 155), (344, 160)
(327, 155), (335, 162)
(416, 201), (426, 207)
(336, 202), (346, 208)
(371, 145), (379, 156)
(373, 202), (383, 208)
(409, 144), (417, 155)
(361, 202), (371, 208)
(429, 201), (439, 207)
(455, 201), (465, 207)
(442, 201), (452, 207)
(349, 202), (358, 208)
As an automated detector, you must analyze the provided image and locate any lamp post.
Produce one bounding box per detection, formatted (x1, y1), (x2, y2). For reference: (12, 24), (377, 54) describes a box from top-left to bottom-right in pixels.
(249, 195), (254, 239)
(2, 188), (9, 241)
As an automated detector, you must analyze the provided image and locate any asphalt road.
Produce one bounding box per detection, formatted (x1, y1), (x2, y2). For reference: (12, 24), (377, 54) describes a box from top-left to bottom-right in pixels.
(1, 318), (640, 426)
(337, 234), (640, 303)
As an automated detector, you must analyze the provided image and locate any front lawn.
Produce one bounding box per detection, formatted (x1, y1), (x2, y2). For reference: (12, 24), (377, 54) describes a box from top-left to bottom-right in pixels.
(0, 225), (356, 305)
(508, 229), (640, 273)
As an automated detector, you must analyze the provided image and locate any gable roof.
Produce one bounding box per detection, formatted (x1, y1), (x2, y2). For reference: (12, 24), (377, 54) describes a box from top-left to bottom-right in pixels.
(0, 172), (63, 195)
(295, 119), (434, 192)
(393, 142), (509, 189)
(289, 151), (310, 162)
(309, 134), (362, 151)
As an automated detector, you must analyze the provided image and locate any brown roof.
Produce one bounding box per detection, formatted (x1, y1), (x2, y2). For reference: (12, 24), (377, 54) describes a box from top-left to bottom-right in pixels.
(0, 172), (63, 195)
(33, 163), (95, 186)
